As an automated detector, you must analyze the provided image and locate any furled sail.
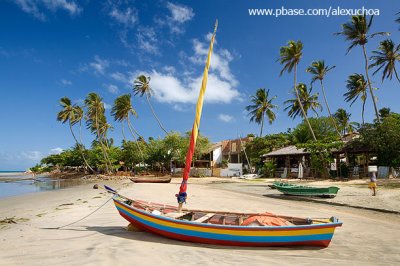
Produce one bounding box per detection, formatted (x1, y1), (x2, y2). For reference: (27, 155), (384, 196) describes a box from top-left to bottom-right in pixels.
(176, 20), (218, 209)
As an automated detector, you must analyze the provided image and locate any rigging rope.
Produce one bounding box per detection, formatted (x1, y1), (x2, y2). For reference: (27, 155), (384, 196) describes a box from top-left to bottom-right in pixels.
(44, 196), (113, 229)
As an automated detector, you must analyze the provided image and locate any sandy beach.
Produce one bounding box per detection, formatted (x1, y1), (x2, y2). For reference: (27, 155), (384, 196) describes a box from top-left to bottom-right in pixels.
(1, 178), (400, 265)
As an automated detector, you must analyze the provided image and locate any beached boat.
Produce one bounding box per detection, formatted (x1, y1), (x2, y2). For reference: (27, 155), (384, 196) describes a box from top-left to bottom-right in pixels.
(273, 182), (340, 198)
(109, 187), (342, 247)
(109, 21), (342, 247)
(130, 177), (171, 183)
(268, 181), (298, 189)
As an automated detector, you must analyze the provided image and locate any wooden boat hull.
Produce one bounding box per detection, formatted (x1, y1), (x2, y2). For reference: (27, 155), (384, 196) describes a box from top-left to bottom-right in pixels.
(130, 177), (172, 183)
(112, 197), (342, 247)
(274, 183), (340, 198)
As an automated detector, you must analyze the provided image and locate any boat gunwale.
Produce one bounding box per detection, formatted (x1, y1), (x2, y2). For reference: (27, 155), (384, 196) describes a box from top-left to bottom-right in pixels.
(113, 196), (343, 231)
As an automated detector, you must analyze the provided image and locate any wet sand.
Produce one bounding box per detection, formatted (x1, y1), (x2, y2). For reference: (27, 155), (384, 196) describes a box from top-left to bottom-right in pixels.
(0, 178), (399, 265)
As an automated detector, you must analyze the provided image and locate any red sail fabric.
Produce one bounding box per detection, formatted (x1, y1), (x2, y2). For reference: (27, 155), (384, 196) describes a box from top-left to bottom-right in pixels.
(179, 126), (196, 195)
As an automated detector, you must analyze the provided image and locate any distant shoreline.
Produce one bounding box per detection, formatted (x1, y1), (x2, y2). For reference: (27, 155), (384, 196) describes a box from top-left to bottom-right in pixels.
(0, 170), (25, 173)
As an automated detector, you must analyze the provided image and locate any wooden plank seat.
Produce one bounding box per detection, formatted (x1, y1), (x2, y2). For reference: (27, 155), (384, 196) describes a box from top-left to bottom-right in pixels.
(194, 213), (215, 223)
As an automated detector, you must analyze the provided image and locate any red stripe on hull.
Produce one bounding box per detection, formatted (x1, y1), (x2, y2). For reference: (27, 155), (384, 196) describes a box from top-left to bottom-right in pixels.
(119, 211), (331, 247)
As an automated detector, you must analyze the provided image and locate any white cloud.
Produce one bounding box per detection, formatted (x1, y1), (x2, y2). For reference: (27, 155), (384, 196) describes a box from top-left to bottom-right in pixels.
(105, 84), (119, 94)
(61, 79), (72, 85)
(173, 104), (186, 112)
(13, 0), (82, 21)
(132, 36), (240, 104)
(139, 70), (239, 104)
(43, 0), (81, 14)
(110, 72), (129, 83)
(0, 151), (44, 169)
(21, 151), (43, 161)
(50, 147), (64, 154)
(109, 6), (137, 27)
(218, 114), (234, 123)
(190, 39), (237, 86)
(164, 2), (194, 34)
(136, 26), (159, 54)
(163, 66), (176, 74)
(166, 2), (194, 23)
(104, 103), (112, 110)
(89, 55), (109, 75)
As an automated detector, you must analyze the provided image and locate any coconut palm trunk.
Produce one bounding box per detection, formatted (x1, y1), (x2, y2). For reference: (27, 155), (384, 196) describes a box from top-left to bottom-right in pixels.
(320, 80), (341, 138)
(362, 100), (366, 125)
(146, 94), (168, 135)
(294, 64), (317, 141)
(362, 45), (380, 123)
(294, 65), (327, 177)
(121, 123), (127, 142)
(94, 110), (111, 174)
(127, 117), (145, 164)
(260, 112), (264, 137)
(69, 122), (95, 173)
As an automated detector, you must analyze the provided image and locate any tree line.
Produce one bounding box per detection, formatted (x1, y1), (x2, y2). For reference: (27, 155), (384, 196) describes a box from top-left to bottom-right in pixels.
(31, 75), (210, 174)
(245, 14), (400, 177)
(247, 14), (399, 138)
(33, 14), (400, 177)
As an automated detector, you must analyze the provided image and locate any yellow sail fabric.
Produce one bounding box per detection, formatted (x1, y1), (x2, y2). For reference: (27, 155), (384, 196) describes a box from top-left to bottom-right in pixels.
(177, 20), (218, 204)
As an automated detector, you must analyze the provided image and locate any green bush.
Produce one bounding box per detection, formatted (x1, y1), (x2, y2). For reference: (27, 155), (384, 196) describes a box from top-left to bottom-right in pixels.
(261, 161), (276, 178)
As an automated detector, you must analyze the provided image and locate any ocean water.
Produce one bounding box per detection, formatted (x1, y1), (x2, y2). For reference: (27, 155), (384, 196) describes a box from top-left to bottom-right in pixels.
(0, 171), (86, 198)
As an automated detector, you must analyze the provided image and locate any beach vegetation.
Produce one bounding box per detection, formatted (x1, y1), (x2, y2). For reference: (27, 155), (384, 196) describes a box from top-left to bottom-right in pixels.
(343, 74), (368, 125)
(370, 39), (400, 83)
(335, 14), (389, 123)
(57, 97), (95, 173)
(245, 88), (278, 137)
(279, 40), (317, 141)
(284, 83), (321, 120)
(306, 60), (341, 138)
(358, 112), (400, 166)
(133, 75), (169, 135)
(85, 93), (113, 173)
(291, 117), (339, 144)
(245, 133), (291, 169)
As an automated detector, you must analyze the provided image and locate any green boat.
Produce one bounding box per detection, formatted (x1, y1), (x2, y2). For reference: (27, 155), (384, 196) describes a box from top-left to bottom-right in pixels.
(273, 182), (340, 198)
(268, 182), (298, 189)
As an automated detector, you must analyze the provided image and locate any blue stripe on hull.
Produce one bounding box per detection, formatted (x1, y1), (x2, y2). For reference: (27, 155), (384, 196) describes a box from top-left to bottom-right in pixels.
(117, 206), (333, 243)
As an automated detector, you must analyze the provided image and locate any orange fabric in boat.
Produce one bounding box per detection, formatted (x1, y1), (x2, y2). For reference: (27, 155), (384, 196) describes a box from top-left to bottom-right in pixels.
(241, 213), (290, 226)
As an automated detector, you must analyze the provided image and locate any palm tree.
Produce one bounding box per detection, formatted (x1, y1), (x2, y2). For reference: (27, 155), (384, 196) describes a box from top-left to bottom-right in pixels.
(84, 93), (112, 173)
(111, 94), (140, 140)
(111, 94), (145, 162)
(245, 88), (277, 137)
(344, 74), (368, 125)
(370, 39), (400, 83)
(306, 60), (341, 138)
(335, 14), (389, 123)
(379, 107), (391, 119)
(334, 108), (353, 135)
(284, 83), (322, 119)
(133, 75), (168, 134)
(279, 40), (317, 141)
(57, 97), (95, 173)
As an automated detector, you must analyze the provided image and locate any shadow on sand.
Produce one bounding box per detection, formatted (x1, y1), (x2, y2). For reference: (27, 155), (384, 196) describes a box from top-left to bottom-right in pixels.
(69, 225), (326, 251)
(263, 194), (400, 215)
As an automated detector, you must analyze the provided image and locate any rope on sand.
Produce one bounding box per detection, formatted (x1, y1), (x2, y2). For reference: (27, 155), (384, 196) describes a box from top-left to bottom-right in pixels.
(44, 196), (114, 229)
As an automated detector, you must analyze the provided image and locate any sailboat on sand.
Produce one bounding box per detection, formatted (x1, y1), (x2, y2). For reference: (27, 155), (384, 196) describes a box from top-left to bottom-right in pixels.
(108, 21), (342, 247)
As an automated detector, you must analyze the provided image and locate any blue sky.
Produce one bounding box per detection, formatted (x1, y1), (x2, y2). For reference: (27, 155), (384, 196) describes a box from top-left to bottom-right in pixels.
(1, 0), (399, 170)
